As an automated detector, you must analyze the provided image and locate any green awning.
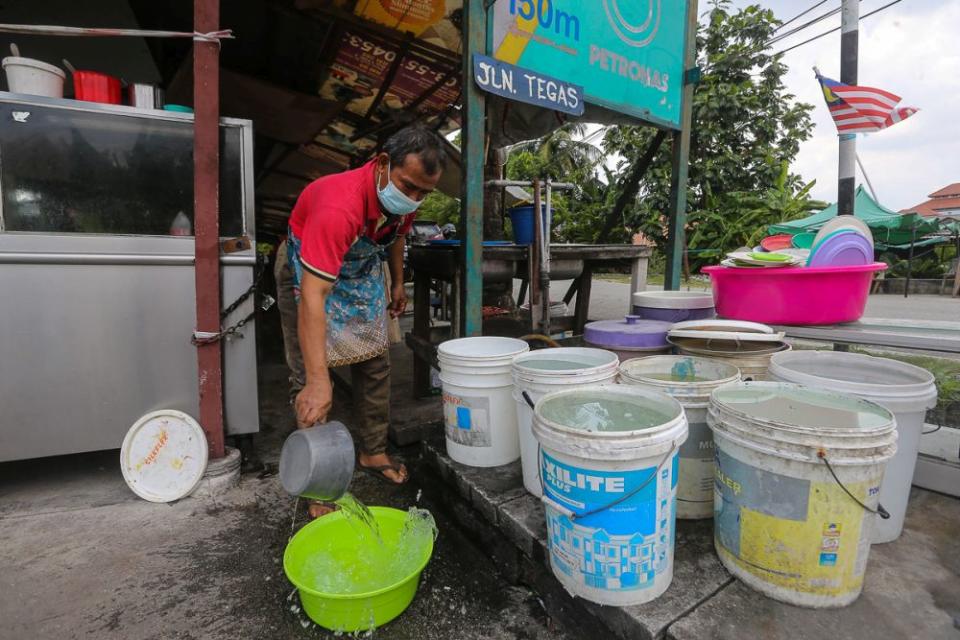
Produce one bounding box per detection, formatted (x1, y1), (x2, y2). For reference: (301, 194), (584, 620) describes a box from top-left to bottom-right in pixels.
(876, 236), (950, 251)
(768, 186), (940, 246)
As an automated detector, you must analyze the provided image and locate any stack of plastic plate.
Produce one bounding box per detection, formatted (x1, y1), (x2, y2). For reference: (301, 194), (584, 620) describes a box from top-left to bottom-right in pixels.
(722, 251), (804, 268)
(805, 217), (874, 267)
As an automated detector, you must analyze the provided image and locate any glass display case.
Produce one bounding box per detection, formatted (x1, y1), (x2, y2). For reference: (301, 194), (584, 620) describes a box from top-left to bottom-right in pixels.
(0, 92), (259, 461)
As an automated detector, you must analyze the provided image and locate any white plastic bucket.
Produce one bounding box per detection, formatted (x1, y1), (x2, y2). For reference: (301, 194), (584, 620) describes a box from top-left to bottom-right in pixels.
(768, 351), (937, 544)
(709, 382), (897, 608)
(512, 348), (620, 497)
(2, 56), (65, 98)
(532, 386), (688, 606)
(619, 356), (740, 519)
(439, 337), (529, 467)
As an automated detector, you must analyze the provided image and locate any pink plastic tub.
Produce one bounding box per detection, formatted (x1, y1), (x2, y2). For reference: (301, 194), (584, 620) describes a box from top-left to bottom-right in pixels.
(702, 263), (886, 325)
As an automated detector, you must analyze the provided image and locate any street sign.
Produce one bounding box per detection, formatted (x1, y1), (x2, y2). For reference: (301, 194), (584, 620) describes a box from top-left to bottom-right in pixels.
(472, 54), (584, 116)
(489, 0), (690, 129)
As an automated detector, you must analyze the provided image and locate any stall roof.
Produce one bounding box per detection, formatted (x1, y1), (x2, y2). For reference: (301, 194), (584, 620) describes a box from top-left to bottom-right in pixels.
(768, 186), (941, 246)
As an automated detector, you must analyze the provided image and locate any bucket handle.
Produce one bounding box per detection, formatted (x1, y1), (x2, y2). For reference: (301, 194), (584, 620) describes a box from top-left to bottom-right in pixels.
(817, 450), (890, 520)
(539, 442), (677, 522)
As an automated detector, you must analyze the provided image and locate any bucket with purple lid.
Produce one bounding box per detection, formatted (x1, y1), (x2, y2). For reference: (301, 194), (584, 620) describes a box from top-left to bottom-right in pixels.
(583, 315), (673, 361)
(631, 291), (715, 322)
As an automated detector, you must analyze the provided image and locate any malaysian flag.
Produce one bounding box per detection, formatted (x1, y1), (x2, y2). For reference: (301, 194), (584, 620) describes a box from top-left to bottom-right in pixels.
(816, 72), (919, 134)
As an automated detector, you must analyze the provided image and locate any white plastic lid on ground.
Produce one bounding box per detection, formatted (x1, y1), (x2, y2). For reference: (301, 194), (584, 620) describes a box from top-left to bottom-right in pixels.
(120, 410), (209, 503)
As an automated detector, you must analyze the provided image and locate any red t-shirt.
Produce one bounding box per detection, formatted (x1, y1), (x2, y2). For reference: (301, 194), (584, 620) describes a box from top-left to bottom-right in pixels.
(288, 160), (414, 282)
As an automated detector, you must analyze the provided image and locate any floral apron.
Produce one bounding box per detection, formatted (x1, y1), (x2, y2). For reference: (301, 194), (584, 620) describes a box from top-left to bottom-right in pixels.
(287, 230), (388, 368)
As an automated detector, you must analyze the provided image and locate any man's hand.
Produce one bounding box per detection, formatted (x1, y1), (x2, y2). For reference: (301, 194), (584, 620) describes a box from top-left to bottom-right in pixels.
(389, 282), (408, 318)
(295, 378), (333, 428)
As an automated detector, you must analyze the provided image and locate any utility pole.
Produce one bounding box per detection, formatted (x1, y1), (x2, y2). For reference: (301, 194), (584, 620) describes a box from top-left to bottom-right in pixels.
(838, 0), (858, 216)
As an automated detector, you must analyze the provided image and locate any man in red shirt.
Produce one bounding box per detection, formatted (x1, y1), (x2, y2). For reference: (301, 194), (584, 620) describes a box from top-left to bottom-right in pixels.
(281, 126), (445, 512)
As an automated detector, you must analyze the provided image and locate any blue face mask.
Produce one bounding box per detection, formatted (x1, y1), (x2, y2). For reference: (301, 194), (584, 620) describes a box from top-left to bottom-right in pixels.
(376, 162), (422, 216)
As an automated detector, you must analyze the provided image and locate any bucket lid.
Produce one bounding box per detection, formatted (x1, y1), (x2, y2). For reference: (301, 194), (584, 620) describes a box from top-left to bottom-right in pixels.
(512, 347), (619, 378)
(769, 351), (937, 408)
(583, 316), (671, 349)
(619, 355), (740, 401)
(120, 409), (208, 503)
(631, 290), (714, 310)
(532, 386), (687, 460)
(669, 336), (788, 356)
(710, 382), (895, 434)
(438, 336), (529, 360)
(668, 319), (784, 343)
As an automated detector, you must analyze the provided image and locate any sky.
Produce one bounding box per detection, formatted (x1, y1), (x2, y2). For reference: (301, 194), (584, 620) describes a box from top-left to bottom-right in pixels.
(732, 0), (960, 211)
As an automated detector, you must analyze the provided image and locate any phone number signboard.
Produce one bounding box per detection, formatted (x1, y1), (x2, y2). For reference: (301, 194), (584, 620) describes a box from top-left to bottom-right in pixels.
(489, 0), (690, 129)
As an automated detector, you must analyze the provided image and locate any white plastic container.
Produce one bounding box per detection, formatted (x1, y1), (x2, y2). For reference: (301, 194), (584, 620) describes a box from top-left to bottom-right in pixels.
(512, 347), (620, 497)
(619, 356), (740, 519)
(439, 337), (529, 467)
(709, 382), (897, 608)
(2, 56), (65, 98)
(631, 290), (715, 322)
(769, 350), (937, 543)
(533, 386), (688, 606)
(672, 338), (790, 381)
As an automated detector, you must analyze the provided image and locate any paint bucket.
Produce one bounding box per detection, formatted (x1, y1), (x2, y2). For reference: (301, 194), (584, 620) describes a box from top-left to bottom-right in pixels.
(671, 337), (790, 381)
(512, 348), (620, 497)
(619, 356), (740, 519)
(438, 336), (529, 467)
(508, 204), (549, 245)
(768, 351), (937, 544)
(2, 56), (65, 97)
(708, 382), (897, 608)
(533, 386), (688, 606)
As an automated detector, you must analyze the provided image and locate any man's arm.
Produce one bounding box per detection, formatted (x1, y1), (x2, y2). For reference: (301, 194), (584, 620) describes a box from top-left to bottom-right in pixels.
(387, 236), (407, 318)
(295, 271), (334, 427)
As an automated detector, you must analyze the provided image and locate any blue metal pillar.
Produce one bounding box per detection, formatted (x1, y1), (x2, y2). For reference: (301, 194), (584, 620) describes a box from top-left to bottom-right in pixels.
(460, 0), (486, 336)
(665, 0), (699, 290)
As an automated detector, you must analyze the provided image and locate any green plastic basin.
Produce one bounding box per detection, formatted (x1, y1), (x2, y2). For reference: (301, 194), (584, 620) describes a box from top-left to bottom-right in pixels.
(283, 506), (433, 632)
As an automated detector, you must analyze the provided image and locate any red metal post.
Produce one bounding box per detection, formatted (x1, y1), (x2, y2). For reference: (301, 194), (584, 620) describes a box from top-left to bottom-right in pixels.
(194, 0), (225, 458)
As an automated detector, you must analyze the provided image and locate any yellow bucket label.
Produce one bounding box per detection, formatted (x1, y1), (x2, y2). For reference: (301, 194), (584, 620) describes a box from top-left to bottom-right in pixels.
(714, 448), (880, 597)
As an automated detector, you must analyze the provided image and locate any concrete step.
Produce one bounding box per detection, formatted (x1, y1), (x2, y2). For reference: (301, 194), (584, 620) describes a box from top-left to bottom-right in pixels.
(421, 435), (960, 640)
(420, 434), (732, 640)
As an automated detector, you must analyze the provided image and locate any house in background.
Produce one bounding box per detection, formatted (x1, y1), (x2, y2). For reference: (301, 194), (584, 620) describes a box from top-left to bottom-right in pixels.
(901, 183), (960, 218)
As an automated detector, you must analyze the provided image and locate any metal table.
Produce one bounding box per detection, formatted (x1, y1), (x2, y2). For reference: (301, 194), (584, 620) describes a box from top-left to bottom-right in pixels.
(405, 243), (652, 397)
(774, 318), (960, 355)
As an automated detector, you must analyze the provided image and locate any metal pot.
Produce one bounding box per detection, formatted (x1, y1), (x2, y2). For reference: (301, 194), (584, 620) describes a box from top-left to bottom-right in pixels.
(279, 421), (355, 501)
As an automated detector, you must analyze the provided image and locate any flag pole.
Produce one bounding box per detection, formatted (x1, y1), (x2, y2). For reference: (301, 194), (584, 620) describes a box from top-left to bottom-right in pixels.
(855, 153), (879, 201)
(838, 0), (858, 216)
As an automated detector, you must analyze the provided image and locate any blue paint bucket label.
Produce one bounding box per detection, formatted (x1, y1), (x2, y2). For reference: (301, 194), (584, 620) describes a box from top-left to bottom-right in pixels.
(442, 393), (491, 447)
(542, 450), (679, 592)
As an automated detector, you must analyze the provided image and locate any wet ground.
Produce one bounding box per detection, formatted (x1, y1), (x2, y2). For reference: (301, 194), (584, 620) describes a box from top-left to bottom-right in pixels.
(0, 314), (572, 640)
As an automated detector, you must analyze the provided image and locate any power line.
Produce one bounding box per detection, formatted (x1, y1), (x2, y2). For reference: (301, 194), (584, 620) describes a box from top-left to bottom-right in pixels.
(767, 4), (842, 47)
(773, 0), (830, 33)
(771, 0), (906, 55)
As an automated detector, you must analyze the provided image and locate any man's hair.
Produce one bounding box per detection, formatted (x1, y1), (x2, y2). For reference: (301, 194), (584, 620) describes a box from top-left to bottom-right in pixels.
(382, 126), (447, 176)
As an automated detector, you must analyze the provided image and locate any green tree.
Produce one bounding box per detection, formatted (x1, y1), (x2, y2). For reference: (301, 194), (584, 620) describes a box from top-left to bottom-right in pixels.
(417, 190), (460, 226)
(602, 1), (817, 267)
(508, 123), (603, 179)
(688, 161), (828, 261)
